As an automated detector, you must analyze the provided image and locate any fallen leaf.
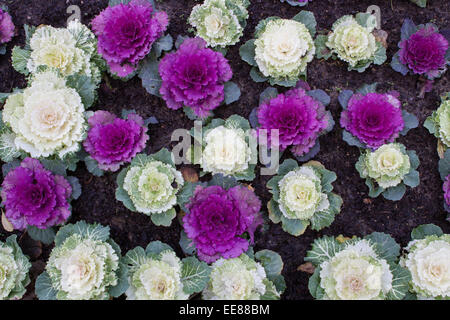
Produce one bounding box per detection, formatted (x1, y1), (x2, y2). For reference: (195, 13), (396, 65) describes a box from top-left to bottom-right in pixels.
(1, 209), (14, 232)
(363, 198), (372, 204)
(180, 167), (198, 183)
(297, 262), (315, 274)
(373, 29), (388, 48)
(336, 234), (352, 243)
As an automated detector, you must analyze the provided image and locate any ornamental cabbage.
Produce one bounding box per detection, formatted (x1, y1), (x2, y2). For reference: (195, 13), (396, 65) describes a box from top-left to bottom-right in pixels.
(202, 251), (284, 300)
(189, 0), (249, 48)
(355, 143), (419, 201)
(2, 71), (86, 159)
(0, 7), (14, 46)
(0, 235), (31, 300)
(83, 110), (149, 172)
(401, 226), (450, 299)
(182, 181), (263, 263)
(36, 221), (127, 300)
(91, 0), (168, 78)
(116, 149), (184, 226)
(267, 160), (342, 236)
(14, 20), (103, 85)
(425, 93), (450, 151)
(306, 234), (410, 300)
(280, 0), (310, 6)
(323, 13), (386, 72)
(254, 18), (315, 82)
(124, 241), (210, 300)
(1, 158), (74, 231)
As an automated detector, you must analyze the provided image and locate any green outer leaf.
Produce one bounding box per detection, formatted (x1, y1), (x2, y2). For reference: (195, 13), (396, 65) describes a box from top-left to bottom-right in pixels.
(305, 235), (342, 266)
(239, 39), (257, 66)
(403, 169), (420, 188)
(150, 148), (174, 166)
(139, 58), (162, 97)
(278, 159), (298, 176)
(66, 75), (96, 109)
(307, 89), (330, 106)
(401, 18), (418, 40)
(406, 150), (420, 170)
(308, 267), (325, 299)
(342, 130), (365, 148)
(410, 0), (427, 7)
(179, 230), (196, 255)
(373, 43), (387, 65)
(27, 226), (56, 245)
(259, 87), (279, 105)
(35, 272), (57, 300)
(314, 35), (332, 60)
(438, 149), (450, 180)
(149, 34), (173, 59)
(386, 264), (411, 300)
(108, 262), (129, 298)
(2, 160), (21, 177)
(250, 67), (268, 83)
(40, 159), (67, 176)
(115, 166), (137, 212)
(223, 82), (241, 105)
(423, 117), (437, 135)
(208, 174), (239, 189)
(338, 90), (354, 109)
(411, 223), (443, 240)
(181, 257), (211, 295)
(292, 11), (316, 37)
(356, 83), (378, 95)
(391, 52), (409, 76)
(365, 178), (384, 198)
(150, 208), (176, 227)
(280, 215), (309, 236)
(267, 199), (282, 224)
(382, 183), (406, 201)
(84, 156), (105, 177)
(123, 246), (147, 268)
(11, 47), (30, 75)
(224, 114), (250, 131)
(145, 241), (173, 255)
(255, 250), (283, 277)
(400, 110), (419, 136)
(365, 232), (400, 263)
(67, 176), (82, 200)
(177, 181), (201, 212)
(55, 221), (110, 246)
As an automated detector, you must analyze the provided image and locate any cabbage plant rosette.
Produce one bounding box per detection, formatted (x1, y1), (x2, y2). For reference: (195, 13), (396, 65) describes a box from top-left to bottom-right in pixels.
(140, 36), (240, 120)
(0, 235), (31, 300)
(12, 20), (104, 87)
(280, 0), (310, 7)
(315, 13), (387, 72)
(438, 148), (450, 218)
(239, 11), (316, 86)
(1, 157), (81, 244)
(124, 241), (211, 300)
(188, 114), (256, 181)
(1, 70), (89, 170)
(356, 143), (420, 201)
(35, 221), (128, 300)
(82, 109), (149, 176)
(424, 93), (450, 157)
(391, 19), (449, 82)
(91, 0), (169, 79)
(400, 224), (450, 300)
(306, 233), (411, 300)
(202, 249), (286, 300)
(0, 6), (15, 55)
(249, 84), (334, 161)
(188, 0), (250, 49)
(267, 159), (342, 236)
(177, 175), (263, 263)
(115, 148), (184, 227)
(338, 83), (418, 150)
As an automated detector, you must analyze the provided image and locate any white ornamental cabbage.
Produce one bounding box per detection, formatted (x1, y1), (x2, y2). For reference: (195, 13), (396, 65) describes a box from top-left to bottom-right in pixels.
(189, 0), (249, 48)
(201, 125), (252, 177)
(202, 254), (269, 300)
(402, 234), (450, 299)
(123, 159), (184, 215)
(2, 70), (86, 159)
(326, 15), (377, 68)
(126, 250), (188, 300)
(27, 20), (101, 84)
(46, 234), (120, 300)
(426, 95), (450, 149)
(0, 235), (31, 300)
(358, 143), (411, 188)
(319, 240), (393, 300)
(254, 18), (315, 81)
(278, 165), (329, 220)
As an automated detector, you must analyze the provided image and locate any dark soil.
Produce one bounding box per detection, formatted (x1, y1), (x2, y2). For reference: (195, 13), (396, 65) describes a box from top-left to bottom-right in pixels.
(0, 0), (449, 300)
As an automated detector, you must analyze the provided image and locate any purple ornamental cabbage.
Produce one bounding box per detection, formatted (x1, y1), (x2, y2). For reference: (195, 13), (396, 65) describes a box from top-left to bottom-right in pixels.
(399, 25), (449, 79)
(257, 88), (331, 156)
(444, 175), (450, 208)
(1, 158), (72, 230)
(159, 37), (233, 118)
(91, 0), (168, 77)
(0, 8), (15, 44)
(84, 111), (149, 172)
(341, 92), (405, 149)
(183, 185), (262, 263)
